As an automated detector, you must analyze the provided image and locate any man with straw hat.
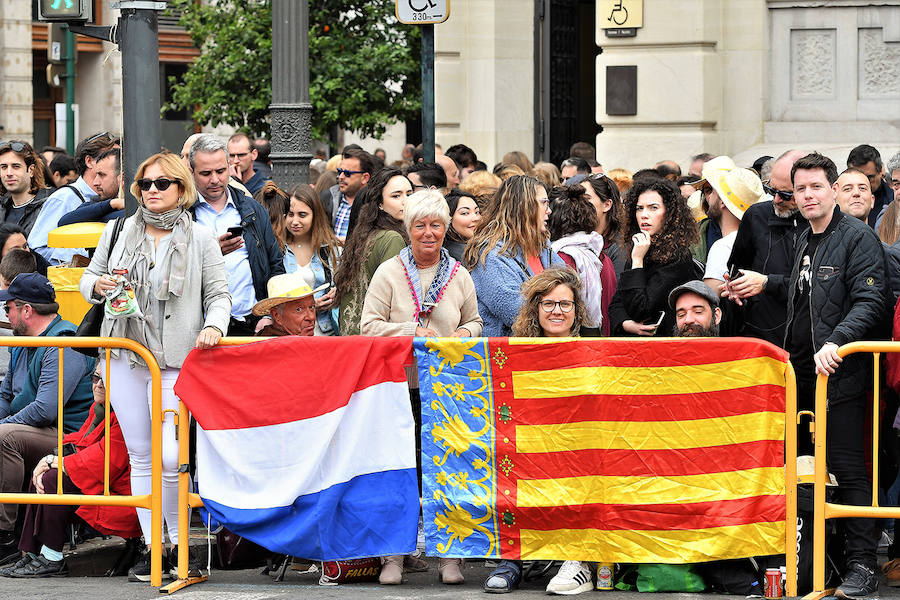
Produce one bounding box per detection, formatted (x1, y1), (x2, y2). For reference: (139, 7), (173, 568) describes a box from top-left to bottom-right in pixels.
(702, 167), (766, 291)
(688, 156), (736, 262)
(252, 273), (327, 337)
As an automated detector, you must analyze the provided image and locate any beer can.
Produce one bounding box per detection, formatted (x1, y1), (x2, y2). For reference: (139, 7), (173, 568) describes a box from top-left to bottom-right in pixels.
(765, 567), (783, 598)
(596, 562), (614, 590)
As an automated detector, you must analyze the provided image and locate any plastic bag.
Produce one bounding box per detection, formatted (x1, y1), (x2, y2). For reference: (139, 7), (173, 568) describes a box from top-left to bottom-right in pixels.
(104, 272), (143, 319)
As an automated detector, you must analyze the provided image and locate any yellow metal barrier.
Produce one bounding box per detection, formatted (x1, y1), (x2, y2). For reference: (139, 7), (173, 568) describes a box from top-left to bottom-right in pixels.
(806, 341), (900, 599)
(0, 336), (164, 587)
(166, 337), (800, 595)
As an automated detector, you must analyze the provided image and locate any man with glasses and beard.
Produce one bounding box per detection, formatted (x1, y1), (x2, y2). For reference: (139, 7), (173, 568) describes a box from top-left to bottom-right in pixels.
(323, 148), (375, 240)
(669, 280), (722, 337)
(724, 149), (809, 347)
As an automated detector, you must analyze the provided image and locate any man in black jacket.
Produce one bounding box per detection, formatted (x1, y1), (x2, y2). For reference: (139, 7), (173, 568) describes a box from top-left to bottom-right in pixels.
(0, 141), (52, 236)
(725, 150), (809, 346)
(785, 152), (890, 600)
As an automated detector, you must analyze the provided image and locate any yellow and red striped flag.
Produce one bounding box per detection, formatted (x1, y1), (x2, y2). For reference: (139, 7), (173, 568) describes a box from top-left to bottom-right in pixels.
(414, 337), (790, 563)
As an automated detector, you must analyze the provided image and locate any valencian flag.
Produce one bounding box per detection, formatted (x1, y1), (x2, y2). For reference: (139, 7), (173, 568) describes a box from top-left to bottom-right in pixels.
(175, 336), (419, 561)
(414, 337), (790, 563)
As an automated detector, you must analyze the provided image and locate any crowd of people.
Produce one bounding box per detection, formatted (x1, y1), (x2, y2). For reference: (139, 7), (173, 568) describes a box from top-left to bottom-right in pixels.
(1, 133), (900, 597)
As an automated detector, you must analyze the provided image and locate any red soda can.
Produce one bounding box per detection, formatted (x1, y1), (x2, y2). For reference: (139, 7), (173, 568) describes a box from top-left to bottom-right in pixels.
(765, 568), (783, 598)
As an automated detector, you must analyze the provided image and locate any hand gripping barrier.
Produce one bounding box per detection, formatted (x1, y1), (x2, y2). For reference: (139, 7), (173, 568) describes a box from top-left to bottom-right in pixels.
(0, 337), (165, 587)
(805, 341), (900, 599)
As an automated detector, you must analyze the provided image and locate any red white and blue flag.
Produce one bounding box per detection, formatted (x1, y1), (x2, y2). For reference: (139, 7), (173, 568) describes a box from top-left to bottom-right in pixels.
(174, 336), (419, 561)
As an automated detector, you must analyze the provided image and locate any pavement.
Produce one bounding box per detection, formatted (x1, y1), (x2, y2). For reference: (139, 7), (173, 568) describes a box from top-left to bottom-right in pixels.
(0, 551), (897, 600)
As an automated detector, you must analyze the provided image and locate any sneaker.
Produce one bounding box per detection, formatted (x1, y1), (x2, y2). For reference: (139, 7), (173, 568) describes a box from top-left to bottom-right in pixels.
(883, 558), (900, 587)
(7, 554), (68, 578)
(546, 560), (593, 595)
(0, 554), (34, 577)
(835, 562), (879, 599)
(168, 545), (202, 579)
(128, 549), (172, 582)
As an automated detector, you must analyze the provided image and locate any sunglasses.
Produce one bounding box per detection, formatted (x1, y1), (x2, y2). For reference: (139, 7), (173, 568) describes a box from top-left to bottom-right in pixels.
(762, 183), (793, 201)
(137, 177), (179, 192)
(90, 373), (104, 384)
(336, 168), (365, 177)
(0, 141), (27, 154)
(85, 131), (111, 144)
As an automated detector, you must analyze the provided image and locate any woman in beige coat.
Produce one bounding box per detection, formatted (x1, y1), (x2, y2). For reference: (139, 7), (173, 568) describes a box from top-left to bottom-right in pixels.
(361, 189), (481, 586)
(79, 152), (230, 581)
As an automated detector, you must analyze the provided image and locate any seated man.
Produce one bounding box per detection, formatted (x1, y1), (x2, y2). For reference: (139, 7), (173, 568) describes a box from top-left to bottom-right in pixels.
(0, 364), (140, 578)
(251, 274), (322, 337)
(0, 273), (95, 563)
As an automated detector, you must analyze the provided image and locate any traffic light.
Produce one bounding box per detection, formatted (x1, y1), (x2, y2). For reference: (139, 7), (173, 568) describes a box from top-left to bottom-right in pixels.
(37, 0), (93, 23)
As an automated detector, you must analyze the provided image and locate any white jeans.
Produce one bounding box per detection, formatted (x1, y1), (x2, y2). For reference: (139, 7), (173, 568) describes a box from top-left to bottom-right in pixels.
(107, 353), (185, 545)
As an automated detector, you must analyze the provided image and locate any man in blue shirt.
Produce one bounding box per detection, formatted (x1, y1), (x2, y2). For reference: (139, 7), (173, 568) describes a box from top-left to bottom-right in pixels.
(0, 273), (94, 563)
(227, 133), (269, 196)
(189, 135), (284, 335)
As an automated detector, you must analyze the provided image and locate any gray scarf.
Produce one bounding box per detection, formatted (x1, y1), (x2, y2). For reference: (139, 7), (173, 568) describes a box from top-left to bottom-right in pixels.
(112, 207), (192, 366)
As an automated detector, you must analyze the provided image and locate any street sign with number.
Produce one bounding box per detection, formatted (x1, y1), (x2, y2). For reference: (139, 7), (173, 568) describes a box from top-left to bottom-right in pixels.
(396, 0), (449, 25)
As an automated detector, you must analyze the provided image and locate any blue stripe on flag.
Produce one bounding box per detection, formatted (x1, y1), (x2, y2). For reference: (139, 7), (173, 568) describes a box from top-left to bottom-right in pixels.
(201, 468), (419, 561)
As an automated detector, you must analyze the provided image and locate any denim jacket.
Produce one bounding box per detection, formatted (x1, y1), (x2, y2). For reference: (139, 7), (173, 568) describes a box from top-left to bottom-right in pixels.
(284, 245), (340, 335)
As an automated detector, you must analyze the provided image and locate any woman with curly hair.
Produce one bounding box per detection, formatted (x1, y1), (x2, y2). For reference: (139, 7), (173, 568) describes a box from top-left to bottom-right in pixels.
(333, 167), (411, 335)
(511, 267), (586, 337)
(609, 177), (699, 337)
(464, 174), (562, 338)
(548, 185), (613, 336)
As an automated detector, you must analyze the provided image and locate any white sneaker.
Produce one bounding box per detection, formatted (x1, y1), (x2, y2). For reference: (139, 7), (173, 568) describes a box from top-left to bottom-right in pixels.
(546, 560), (593, 595)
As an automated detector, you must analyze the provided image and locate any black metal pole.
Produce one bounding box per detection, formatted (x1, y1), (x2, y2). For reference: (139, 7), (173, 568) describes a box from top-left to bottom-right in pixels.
(118, 5), (161, 216)
(421, 24), (435, 163)
(270, 0), (312, 189)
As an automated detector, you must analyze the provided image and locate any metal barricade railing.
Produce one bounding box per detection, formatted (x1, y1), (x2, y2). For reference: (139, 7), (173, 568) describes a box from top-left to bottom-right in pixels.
(166, 337), (800, 596)
(0, 336), (164, 586)
(807, 341), (900, 599)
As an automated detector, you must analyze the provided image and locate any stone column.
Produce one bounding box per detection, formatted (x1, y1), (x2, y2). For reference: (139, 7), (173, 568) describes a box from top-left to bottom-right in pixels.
(0, 0), (35, 142)
(270, 0), (312, 189)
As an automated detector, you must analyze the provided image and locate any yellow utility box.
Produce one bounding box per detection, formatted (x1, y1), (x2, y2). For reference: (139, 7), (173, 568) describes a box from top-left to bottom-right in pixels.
(46, 222), (107, 324)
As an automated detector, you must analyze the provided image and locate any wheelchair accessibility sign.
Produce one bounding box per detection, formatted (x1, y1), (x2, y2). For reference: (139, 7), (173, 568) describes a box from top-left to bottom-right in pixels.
(600, 0), (643, 29)
(396, 0), (449, 25)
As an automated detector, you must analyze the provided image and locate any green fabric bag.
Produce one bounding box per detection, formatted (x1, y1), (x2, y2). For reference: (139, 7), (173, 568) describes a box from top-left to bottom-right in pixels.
(635, 564), (706, 592)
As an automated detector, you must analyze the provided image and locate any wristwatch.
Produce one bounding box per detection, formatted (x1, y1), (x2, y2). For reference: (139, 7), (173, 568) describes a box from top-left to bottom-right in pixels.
(45, 455), (53, 467)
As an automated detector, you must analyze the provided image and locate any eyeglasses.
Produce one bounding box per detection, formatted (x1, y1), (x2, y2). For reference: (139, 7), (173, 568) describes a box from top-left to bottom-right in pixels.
(763, 183), (793, 201)
(336, 168), (365, 177)
(137, 177), (178, 192)
(0, 141), (26, 154)
(90, 373), (104, 384)
(539, 299), (575, 313)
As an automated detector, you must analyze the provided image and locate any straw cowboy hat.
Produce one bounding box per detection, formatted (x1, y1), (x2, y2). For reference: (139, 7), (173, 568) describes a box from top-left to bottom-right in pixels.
(710, 167), (765, 220)
(251, 273), (327, 316)
(692, 156), (737, 189)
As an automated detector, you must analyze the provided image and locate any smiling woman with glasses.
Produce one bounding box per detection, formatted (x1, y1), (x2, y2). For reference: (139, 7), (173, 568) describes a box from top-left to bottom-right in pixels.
(79, 151), (231, 581)
(512, 267), (586, 337)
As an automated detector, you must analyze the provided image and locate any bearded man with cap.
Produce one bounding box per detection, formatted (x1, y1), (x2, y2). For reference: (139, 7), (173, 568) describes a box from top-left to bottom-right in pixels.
(701, 168), (766, 292)
(252, 273), (326, 337)
(0, 273), (95, 563)
(669, 280), (722, 337)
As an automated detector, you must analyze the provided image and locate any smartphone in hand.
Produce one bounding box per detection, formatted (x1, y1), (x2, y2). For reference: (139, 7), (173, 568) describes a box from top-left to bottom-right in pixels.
(226, 226), (244, 238)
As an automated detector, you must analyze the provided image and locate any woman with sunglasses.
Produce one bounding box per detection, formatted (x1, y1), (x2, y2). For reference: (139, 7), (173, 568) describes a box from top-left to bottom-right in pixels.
(609, 177), (698, 337)
(333, 167), (412, 336)
(80, 152), (231, 581)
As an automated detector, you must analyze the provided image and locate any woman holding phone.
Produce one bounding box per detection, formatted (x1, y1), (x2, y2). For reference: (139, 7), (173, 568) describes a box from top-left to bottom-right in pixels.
(280, 185), (342, 335)
(608, 177), (698, 337)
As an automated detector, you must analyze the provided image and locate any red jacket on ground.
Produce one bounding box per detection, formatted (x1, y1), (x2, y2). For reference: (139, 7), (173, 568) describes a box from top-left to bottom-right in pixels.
(62, 404), (141, 538)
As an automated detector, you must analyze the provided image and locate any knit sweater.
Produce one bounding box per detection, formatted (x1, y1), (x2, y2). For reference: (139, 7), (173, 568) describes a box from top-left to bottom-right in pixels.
(360, 255), (483, 338)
